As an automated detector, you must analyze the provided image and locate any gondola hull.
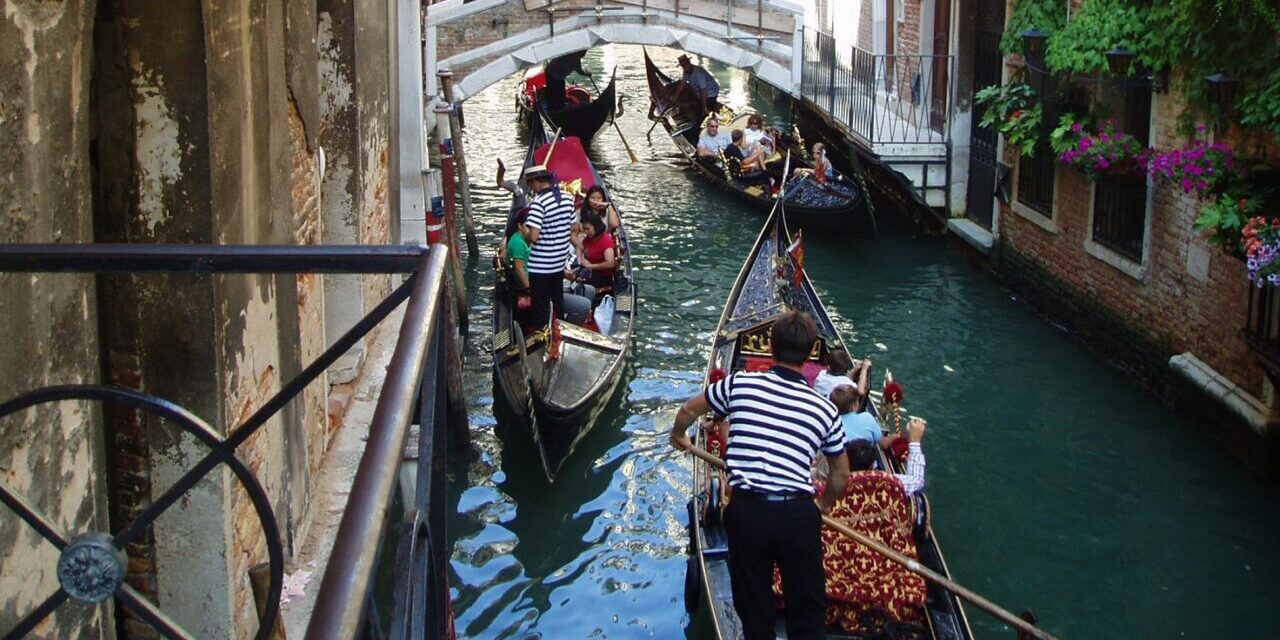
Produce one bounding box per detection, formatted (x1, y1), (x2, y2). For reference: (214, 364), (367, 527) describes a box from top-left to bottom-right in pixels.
(685, 198), (972, 639)
(516, 70), (618, 146)
(643, 51), (874, 236)
(491, 115), (637, 481)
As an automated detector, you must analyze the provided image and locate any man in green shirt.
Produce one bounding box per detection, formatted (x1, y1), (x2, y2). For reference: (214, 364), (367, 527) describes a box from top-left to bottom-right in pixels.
(507, 208), (533, 293)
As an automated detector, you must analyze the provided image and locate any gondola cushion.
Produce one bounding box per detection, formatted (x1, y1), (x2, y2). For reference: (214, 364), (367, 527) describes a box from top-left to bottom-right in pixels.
(772, 472), (926, 630)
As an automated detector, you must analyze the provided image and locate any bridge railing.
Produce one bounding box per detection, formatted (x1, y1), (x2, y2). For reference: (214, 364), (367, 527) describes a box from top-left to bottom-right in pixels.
(801, 27), (953, 148)
(0, 244), (455, 640)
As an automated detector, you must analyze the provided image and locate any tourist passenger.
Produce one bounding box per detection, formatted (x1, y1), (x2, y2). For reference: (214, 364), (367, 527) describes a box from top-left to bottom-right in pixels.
(524, 165), (579, 326)
(573, 210), (617, 289)
(696, 118), (732, 159)
(847, 416), (928, 496)
(814, 350), (867, 400)
(831, 386), (888, 449)
(744, 114), (774, 154)
(580, 184), (621, 232)
(678, 54), (721, 112)
(670, 310), (849, 640)
(728, 129), (769, 172)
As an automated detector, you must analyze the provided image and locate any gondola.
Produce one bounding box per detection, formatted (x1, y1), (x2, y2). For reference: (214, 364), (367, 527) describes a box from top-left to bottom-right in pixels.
(516, 63), (618, 146)
(491, 113), (637, 482)
(683, 191), (973, 639)
(643, 50), (874, 236)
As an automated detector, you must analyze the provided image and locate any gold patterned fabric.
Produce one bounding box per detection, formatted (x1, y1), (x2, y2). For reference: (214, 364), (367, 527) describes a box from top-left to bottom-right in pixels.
(773, 472), (926, 631)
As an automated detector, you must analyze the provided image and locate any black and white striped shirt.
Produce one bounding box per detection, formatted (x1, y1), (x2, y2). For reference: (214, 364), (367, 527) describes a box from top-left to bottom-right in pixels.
(706, 366), (844, 495)
(525, 188), (576, 275)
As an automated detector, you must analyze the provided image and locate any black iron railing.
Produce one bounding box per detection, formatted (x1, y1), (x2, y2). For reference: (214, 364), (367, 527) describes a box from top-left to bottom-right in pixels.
(801, 27), (953, 146)
(0, 244), (453, 640)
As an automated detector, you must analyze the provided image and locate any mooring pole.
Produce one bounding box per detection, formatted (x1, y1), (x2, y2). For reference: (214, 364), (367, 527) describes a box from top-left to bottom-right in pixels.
(432, 102), (472, 440)
(437, 69), (479, 258)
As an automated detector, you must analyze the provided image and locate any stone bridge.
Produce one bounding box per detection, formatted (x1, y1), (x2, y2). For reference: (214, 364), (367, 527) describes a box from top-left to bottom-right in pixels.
(425, 0), (806, 101)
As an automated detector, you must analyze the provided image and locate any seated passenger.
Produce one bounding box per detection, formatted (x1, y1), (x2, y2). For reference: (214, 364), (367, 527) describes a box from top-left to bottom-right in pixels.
(743, 114), (773, 154)
(728, 129), (768, 172)
(814, 349), (867, 399)
(573, 210), (617, 290)
(696, 118), (732, 159)
(792, 142), (839, 184)
(848, 416), (928, 496)
(830, 385), (889, 450)
(580, 184), (621, 232)
(505, 207), (534, 325)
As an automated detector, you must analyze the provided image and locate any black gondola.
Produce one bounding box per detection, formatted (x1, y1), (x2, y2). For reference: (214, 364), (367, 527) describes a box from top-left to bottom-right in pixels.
(643, 50), (874, 236)
(516, 63), (618, 146)
(491, 114), (637, 482)
(683, 192), (973, 638)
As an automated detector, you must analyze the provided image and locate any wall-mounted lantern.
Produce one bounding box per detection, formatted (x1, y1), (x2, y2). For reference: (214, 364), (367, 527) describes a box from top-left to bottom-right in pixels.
(1105, 46), (1136, 77)
(1205, 71), (1241, 108)
(1021, 29), (1049, 63)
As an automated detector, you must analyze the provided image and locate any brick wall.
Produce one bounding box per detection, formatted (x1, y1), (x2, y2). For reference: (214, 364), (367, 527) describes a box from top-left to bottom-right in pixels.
(997, 87), (1267, 405)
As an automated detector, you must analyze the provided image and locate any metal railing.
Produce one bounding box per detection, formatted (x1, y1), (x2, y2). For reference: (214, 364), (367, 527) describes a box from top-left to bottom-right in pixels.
(0, 244), (453, 640)
(801, 27), (953, 147)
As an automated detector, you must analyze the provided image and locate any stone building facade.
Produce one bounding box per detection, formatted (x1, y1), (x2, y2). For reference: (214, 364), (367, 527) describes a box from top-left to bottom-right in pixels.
(1, 0), (403, 637)
(987, 1), (1279, 468)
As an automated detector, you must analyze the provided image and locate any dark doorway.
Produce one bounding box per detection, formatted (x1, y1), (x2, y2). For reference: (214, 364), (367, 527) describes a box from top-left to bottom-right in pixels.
(965, 0), (1005, 229)
(930, 0), (951, 133)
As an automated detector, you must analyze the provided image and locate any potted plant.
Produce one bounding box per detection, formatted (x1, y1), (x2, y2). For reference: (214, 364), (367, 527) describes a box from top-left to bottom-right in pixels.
(1241, 214), (1280, 286)
(1195, 193), (1263, 257)
(1050, 116), (1149, 180)
(1148, 125), (1244, 200)
(975, 82), (1043, 157)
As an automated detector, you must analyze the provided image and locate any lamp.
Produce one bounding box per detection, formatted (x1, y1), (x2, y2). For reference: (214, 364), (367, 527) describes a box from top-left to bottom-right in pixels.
(1021, 29), (1048, 63)
(1205, 71), (1241, 107)
(1105, 46), (1136, 77)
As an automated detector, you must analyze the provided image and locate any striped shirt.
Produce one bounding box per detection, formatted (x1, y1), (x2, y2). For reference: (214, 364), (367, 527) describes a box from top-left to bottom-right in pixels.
(706, 366), (844, 495)
(525, 187), (576, 275)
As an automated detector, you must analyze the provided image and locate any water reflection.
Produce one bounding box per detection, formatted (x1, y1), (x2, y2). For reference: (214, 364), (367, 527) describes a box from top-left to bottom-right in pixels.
(448, 44), (1280, 640)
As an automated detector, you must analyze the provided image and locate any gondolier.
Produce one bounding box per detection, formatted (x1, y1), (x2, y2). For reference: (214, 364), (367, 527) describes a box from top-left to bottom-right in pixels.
(524, 164), (577, 326)
(670, 310), (850, 640)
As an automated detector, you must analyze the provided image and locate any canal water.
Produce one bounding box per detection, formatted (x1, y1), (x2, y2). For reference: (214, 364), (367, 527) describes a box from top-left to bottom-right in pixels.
(445, 45), (1280, 639)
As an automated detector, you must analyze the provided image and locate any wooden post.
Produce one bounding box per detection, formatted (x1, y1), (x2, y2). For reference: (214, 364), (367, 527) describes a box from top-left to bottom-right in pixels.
(436, 69), (479, 258)
(432, 102), (472, 446)
(249, 563), (287, 640)
(432, 102), (469, 331)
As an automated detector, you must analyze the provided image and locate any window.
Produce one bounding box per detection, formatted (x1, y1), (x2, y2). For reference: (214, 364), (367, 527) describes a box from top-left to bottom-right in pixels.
(1016, 72), (1060, 217)
(1091, 84), (1152, 263)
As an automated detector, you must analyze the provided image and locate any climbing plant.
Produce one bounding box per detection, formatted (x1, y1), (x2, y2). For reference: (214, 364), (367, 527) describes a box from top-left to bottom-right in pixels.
(1003, 0), (1280, 139)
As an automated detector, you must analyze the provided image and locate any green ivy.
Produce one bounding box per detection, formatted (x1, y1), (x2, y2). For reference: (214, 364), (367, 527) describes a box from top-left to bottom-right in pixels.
(1004, 0), (1280, 139)
(1000, 0), (1067, 55)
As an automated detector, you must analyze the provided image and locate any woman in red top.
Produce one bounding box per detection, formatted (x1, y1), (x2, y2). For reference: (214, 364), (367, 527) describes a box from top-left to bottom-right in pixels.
(575, 210), (616, 289)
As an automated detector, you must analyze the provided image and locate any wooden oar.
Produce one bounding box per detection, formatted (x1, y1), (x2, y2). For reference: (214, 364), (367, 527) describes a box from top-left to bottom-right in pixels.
(680, 443), (1058, 640)
(585, 72), (639, 164)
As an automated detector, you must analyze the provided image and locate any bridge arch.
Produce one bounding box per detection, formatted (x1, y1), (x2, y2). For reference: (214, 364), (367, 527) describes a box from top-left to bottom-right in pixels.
(426, 0), (804, 102)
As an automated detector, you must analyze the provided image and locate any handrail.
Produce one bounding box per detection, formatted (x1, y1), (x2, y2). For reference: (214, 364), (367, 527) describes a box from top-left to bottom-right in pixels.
(0, 243), (451, 639)
(304, 246), (450, 640)
(801, 27), (954, 147)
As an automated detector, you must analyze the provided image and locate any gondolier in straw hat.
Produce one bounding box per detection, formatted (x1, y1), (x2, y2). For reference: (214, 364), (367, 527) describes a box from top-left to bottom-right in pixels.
(522, 163), (578, 327)
(670, 310), (850, 640)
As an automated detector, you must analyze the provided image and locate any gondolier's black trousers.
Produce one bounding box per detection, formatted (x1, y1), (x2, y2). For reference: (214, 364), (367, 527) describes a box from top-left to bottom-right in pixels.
(529, 272), (565, 328)
(724, 491), (826, 640)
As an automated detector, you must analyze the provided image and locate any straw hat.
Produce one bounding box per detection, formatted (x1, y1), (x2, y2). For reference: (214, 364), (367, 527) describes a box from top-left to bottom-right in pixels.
(524, 164), (552, 182)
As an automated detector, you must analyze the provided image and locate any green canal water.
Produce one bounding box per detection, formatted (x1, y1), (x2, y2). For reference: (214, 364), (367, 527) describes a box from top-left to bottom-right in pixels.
(445, 45), (1280, 639)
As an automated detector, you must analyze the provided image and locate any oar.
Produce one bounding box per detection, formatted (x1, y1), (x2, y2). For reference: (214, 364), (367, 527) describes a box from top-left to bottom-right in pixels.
(585, 71), (639, 164)
(680, 443), (1059, 640)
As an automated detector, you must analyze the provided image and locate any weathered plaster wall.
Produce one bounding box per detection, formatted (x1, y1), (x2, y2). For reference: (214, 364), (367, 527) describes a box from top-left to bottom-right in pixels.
(0, 0), (110, 637)
(355, 0), (393, 322)
(88, 0), (335, 637)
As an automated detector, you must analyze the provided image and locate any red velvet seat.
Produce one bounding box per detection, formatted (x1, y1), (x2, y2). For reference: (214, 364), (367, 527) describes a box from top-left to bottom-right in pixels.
(773, 472), (926, 632)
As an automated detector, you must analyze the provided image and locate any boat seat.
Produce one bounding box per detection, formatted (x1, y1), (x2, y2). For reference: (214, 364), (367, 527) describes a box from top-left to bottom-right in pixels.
(780, 472), (927, 632)
(724, 155), (772, 188)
